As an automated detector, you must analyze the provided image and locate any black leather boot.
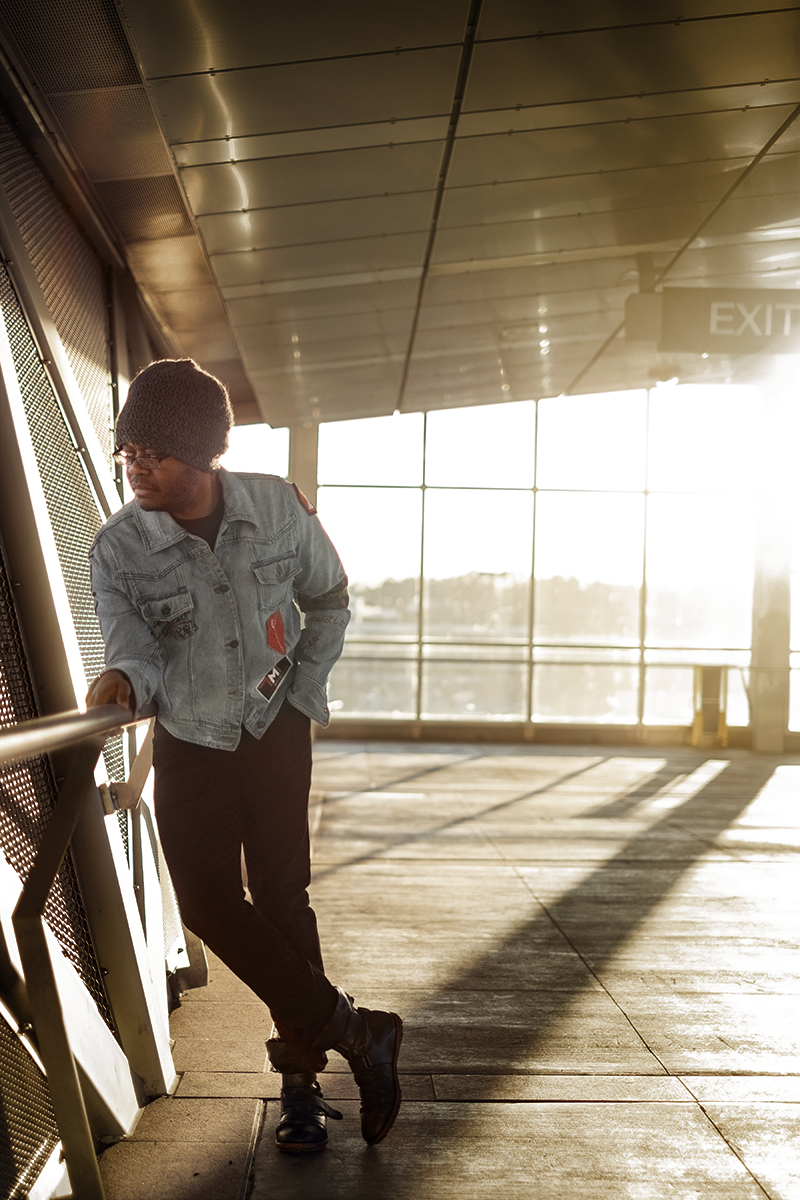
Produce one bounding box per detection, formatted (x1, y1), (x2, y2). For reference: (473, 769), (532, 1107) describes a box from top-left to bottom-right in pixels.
(313, 987), (403, 1145)
(267, 1039), (342, 1153)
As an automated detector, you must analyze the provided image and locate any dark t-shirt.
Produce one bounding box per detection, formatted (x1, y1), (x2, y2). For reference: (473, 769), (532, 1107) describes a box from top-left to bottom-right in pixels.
(173, 489), (225, 550)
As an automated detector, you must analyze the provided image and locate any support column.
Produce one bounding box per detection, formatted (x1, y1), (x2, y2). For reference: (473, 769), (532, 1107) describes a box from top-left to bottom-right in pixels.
(288, 422), (319, 506)
(750, 387), (792, 753)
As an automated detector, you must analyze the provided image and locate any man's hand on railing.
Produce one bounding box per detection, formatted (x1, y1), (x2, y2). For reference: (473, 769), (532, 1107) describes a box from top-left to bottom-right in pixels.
(86, 670), (135, 713)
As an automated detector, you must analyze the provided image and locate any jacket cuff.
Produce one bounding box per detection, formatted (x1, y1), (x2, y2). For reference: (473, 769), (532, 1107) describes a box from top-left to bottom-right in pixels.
(287, 666), (330, 727)
(106, 662), (151, 720)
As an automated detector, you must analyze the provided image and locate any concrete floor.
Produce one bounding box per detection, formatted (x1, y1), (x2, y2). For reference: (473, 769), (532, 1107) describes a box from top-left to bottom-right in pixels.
(100, 741), (800, 1200)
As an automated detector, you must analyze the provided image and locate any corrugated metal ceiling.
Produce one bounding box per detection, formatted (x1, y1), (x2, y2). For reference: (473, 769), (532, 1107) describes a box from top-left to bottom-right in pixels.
(2, 0), (799, 425)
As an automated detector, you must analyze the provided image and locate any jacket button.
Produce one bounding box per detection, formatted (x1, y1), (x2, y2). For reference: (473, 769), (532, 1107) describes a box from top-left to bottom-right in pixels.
(161, 604), (170, 615)
(217, 584), (230, 593)
(228, 640), (239, 648)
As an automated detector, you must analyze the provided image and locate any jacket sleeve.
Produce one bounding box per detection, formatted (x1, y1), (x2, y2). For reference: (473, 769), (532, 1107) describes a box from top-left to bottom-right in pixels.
(89, 542), (166, 716)
(285, 483), (350, 725)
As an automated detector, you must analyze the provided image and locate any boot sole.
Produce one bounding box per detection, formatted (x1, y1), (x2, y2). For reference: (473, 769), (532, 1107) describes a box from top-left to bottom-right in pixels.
(365, 1013), (404, 1146)
(276, 1138), (328, 1153)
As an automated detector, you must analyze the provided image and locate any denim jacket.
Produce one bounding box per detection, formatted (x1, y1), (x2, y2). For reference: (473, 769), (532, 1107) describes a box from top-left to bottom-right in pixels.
(89, 469), (350, 750)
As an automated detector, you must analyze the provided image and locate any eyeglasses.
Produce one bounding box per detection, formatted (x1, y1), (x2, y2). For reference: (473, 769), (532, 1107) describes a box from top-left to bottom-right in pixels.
(112, 451), (170, 469)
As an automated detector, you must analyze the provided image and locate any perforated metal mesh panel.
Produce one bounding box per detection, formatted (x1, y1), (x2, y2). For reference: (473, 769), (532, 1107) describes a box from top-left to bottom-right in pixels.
(0, 262), (105, 674)
(0, 0), (139, 92)
(0, 545), (116, 1033)
(0, 1011), (60, 1199)
(93, 175), (195, 242)
(0, 113), (114, 459)
(0, 256), (125, 779)
(49, 88), (174, 182)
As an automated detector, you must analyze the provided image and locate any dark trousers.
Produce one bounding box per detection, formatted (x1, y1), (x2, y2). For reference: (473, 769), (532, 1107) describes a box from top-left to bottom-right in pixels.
(152, 701), (338, 1048)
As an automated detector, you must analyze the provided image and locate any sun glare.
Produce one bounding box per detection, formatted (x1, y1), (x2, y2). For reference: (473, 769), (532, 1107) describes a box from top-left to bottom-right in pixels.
(221, 424), (289, 476)
(314, 384), (793, 723)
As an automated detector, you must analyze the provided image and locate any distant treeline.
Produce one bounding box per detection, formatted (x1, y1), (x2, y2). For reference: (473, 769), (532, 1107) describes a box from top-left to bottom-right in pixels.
(348, 572), (745, 646)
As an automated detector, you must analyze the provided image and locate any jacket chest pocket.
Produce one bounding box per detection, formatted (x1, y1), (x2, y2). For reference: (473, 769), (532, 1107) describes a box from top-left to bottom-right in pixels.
(139, 589), (197, 640)
(251, 557), (300, 610)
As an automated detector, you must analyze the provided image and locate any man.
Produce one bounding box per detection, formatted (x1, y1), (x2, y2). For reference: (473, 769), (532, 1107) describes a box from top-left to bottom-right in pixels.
(86, 358), (402, 1153)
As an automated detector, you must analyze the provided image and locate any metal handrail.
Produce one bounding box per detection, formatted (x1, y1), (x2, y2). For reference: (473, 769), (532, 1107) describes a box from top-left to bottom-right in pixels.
(0, 704), (139, 768)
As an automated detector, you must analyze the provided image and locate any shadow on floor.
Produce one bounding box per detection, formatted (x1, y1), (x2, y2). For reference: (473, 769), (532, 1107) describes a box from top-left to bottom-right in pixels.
(252, 746), (794, 1198)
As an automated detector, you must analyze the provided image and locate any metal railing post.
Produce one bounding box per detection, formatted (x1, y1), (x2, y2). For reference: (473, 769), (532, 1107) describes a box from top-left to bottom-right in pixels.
(12, 735), (108, 1200)
(1, 702), (160, 1198)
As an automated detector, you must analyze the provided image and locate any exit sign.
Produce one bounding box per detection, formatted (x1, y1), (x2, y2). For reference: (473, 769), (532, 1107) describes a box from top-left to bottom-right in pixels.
(659, 288), (800, 354)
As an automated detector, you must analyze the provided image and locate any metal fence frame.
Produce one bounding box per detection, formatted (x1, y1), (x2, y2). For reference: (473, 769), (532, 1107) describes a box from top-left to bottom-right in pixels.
(3, 705), (151, 1200)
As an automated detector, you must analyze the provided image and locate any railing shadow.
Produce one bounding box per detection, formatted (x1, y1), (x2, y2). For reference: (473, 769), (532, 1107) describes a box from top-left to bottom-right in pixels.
(310, 751), (617, 882)
(261, 745), (788, 1198)
(408, 753), (780, 1064)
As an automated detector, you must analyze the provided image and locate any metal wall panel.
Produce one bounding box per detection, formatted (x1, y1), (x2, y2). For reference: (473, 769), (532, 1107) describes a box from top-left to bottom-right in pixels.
(446, 107), (800, 191)
(0, 262), (124, 789)
(0, 114), (113, 459)
(475, 0), (790, 39)
(0, 1010), (60, 1199)
(213, 232), (430, 289)
(120, 0), (468, 75)
(0, 0), (139, 91)
(48, 88), (174, 182)
(464, 16), (800, 111)
(197, 191), (437, 255)
(183, 141), (446, 216)
(93, 175), (195, 243)
(0, 542), (116, 1034)
(150, 47), (462, 142)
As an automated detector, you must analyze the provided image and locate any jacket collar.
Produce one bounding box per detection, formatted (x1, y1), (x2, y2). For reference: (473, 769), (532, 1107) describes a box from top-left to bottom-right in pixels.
(132, 468), (259, 554)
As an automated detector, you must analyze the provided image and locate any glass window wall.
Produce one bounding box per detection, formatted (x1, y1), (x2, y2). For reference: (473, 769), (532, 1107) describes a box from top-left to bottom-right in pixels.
(790, 516), (800, 732)
(534, 492), (644, 646)
(317, 385), (763, 728)
(645, 494), (754, 649)
(422, 489), (533, 643)
(425, 401), (535, 488)
(315, 486), (422, 640)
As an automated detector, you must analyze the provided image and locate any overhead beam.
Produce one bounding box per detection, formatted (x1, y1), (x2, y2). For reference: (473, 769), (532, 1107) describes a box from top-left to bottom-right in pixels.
(395, 0), (483, 413)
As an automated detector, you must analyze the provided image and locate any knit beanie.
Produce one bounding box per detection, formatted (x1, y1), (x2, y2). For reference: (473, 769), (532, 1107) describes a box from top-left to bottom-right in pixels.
(116, 359), (233, 472)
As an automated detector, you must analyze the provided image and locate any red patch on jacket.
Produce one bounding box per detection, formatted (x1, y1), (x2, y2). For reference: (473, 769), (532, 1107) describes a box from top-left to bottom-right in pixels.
(267, 610), (287, 655)
(292, 483), (317, 515)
